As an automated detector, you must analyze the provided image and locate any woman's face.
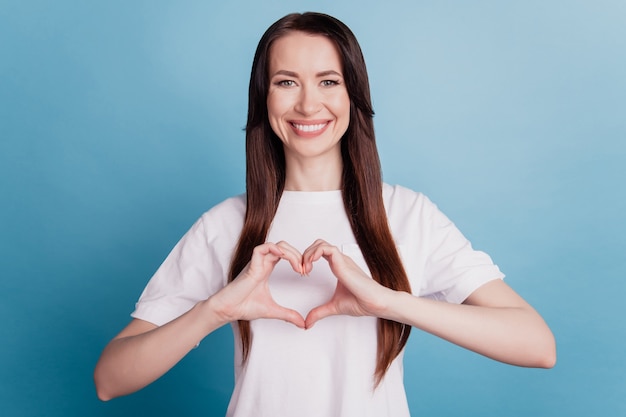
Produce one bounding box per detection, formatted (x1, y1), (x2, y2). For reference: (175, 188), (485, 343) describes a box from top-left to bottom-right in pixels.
(267, 31), (350, 164)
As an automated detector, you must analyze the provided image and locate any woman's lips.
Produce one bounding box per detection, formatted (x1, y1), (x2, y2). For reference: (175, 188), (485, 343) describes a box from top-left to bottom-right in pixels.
(289, 120), (331, 137)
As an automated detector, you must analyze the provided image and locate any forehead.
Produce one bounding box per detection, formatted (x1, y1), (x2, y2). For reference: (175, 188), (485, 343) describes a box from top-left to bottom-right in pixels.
(268, 31), (343, 73)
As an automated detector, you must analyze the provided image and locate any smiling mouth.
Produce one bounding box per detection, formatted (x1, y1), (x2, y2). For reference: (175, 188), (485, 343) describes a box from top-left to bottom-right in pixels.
(290, 121), (329, 135)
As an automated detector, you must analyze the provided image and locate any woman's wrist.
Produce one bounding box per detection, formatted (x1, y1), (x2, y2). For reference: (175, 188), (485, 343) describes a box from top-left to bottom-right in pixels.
(375, 289), (415, 324)
(197, 295), (233, 331)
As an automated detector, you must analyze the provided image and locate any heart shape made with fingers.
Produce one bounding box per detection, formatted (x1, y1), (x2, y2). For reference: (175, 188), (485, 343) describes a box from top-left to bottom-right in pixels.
(266, 239), (373, 329)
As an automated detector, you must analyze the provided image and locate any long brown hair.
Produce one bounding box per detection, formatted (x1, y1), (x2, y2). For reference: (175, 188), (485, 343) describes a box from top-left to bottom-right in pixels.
(228, 12), (411, 386)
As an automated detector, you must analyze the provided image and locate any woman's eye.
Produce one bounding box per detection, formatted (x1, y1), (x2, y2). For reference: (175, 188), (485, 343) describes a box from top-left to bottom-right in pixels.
(321, 80), (340, 87)
(277, 80), (296, 87)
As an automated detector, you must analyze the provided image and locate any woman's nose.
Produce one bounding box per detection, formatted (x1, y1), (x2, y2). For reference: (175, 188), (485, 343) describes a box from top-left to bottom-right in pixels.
(294, 86), (322, 116)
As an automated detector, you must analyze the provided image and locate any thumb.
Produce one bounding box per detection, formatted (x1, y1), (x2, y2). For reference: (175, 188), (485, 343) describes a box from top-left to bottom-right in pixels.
(270, 305), (306, 329)
(305, 302), (337, 330)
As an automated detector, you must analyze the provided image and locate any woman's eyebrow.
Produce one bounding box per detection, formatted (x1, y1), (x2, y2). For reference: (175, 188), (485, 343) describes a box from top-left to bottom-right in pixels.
(270, 69), (343, 78)
(317, 70), (342, 77)
(271, 70), (299, 78)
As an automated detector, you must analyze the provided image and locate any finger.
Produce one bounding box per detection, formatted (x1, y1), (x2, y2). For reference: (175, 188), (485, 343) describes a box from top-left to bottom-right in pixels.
(312, 245), (345, 275)
(304, 302), (337, 329)
(302, 240), (336, 275)
(243, 243), (287, 284)
(317, 244), (349, 268)
(302, 239), (328, 258)
(275, 240), (300, 254)
(251, 242), (284, 260)
(275, 241), (305, 275)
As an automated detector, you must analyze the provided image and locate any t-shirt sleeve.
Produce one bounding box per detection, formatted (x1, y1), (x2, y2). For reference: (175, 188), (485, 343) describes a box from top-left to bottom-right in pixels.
(417, 196), (505, 304)
(131, 212), (232, 326)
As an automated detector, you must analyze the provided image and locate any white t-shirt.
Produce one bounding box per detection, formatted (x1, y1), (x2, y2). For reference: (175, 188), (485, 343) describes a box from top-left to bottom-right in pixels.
(132, 184), (504, 416)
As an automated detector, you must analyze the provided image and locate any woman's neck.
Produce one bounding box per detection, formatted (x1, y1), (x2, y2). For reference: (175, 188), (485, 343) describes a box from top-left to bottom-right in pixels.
(283, 154), (343, 191)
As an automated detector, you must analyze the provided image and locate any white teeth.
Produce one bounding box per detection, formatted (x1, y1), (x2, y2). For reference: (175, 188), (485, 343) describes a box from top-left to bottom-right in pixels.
(293, 123), (327, 132)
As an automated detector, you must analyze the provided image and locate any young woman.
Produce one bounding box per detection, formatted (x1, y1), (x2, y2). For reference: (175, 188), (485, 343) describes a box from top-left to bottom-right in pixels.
(94, 12), (555, 416)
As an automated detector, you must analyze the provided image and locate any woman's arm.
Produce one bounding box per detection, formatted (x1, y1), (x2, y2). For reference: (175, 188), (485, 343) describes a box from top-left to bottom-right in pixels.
(384, 279), (556, 368)
(303, 240), (556, 368)
(94, 301), (225, 401)
(94, 241), (306, 401)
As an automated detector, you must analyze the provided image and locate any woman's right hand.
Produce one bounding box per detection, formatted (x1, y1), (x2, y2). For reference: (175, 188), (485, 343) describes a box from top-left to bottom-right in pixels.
(95, 241), (305, 401)
(208, 241), (306, 328)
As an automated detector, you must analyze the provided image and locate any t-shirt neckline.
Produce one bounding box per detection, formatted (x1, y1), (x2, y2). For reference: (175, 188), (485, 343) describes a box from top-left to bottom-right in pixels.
(280, 189), (343, 204)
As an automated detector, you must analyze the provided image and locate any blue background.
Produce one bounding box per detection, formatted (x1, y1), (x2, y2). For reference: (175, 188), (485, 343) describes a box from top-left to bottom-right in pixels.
(1, 0), (624, 416)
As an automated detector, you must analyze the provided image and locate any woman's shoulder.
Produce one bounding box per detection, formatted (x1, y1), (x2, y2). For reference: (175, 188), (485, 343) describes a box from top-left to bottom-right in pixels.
(382, 183), (441, 220)
(383, 183), (429, 205)
(207, 193), (246, 213)
(198, 193), (246, 230)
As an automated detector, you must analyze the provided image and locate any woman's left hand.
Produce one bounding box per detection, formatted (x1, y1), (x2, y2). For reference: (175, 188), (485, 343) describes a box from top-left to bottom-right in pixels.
(302, 239), (394, 329)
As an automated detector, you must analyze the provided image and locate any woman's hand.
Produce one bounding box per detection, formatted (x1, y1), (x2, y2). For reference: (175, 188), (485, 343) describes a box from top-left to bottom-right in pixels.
(209, 241), (306, 328)
(302, 239), (394, 329)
